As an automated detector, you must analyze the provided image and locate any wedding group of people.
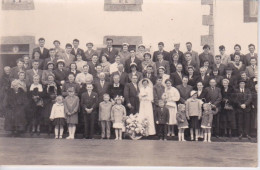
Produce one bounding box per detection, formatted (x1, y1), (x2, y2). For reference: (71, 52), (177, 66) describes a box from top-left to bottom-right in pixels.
(0, 37), (257, 142)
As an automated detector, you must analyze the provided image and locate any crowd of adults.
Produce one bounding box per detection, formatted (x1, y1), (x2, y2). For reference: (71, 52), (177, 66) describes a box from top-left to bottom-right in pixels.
(0, 37), (257, 140)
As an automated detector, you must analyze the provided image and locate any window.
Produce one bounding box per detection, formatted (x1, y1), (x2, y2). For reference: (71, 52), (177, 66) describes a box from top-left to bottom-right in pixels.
(244, 0), (258, 22)
(104, 0), (143, 11)
(2, 0), (34, 10)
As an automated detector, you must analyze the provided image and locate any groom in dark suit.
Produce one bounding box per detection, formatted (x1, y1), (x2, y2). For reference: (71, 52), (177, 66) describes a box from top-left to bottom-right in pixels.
(124, 75), (140, 115)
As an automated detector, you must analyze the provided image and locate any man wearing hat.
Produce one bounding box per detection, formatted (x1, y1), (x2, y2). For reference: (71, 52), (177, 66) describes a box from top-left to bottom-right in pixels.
(71, 39), (86, 61)
(234, 79), (252, 140)
(84, 42), (97, 62)
(152, 42), (170, 62)
(53, 59), (68, 91)
(169, 43), (185, 65)
(125, 48), (142, 73)
(99, 38), (119, 64)
(118, 43), (131, 66)
(136, 44), (146, 61)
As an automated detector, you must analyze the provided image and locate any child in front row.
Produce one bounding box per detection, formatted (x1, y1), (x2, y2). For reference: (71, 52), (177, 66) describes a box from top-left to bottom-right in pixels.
(99, 94), (113, 139)
(201, 103), (215, 142)
(176, 104), (189, 142)
(111, 95), (126, 140)
(50, 95), (66, 139)
(185, 90), (203, 141)
(155, 100), (169, 141)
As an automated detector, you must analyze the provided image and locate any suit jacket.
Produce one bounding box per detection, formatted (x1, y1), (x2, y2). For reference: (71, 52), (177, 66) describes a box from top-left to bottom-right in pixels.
(223, 74), (237, 89)
(93, 81), (110, 103)
(128, 72), (143, 83)
(187, 74), (199, 88)
(124, 82), (140, 114)
(153, 84), (165, 106)
(88, 62), (98, 77)
(244, 53), (258, 66)
(234, 88), (252, 112)
(32, 47), (49, 60)
(124, 57), (142, 73)
(245, 65), (257, 78)
(212, 63), (226, 76)
(143, 73), (157, 85)
(170, 72), (185, 87)
(184, 51), (200, 68)
(169, 49), (185, 65)
(110, 71), (129, 86)
(84, 49), (97, 62)
(100, 47), (119, 64)
(199, 52), (214, 68)
(152, 50), (170, 62)
(205, 86), (222, 107)
(230, 63), (246, 78)
(156, 60), (170, 74)
(197, 75), (210, 87)
(169, 62), (183, 74)
(25, 69), (43, 86)
(197, 89), (207, 101)
(59, 53), (75, 67)
(71, 48), (86, 61)
(154, 106), (169, 124)
(183, 59), (198, 75)
(108, 83), (124, 99)
(176, 84), (193, 104)
(81, 91), (98, 113)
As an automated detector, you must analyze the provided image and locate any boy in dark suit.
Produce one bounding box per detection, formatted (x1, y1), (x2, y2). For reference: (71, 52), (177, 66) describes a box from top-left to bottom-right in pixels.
(81, 84), (98, 139)
(32, 38), (49, 60)
(234, 80), (252, 140)
(155, 100), (169, 140)
(124, 75), (139, 115)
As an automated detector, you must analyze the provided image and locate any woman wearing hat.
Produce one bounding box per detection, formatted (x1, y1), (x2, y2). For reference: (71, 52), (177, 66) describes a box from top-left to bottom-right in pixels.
(42, 61), (55, 85)
(118, 43), (131, 66)
(142, 52), (157, 76)
(136, 44), (146, 61)
(53, 59), (68, 93)
(128, 63), (143, 83)
(220, 78), (236, 137)
(158, 66), (170, 87)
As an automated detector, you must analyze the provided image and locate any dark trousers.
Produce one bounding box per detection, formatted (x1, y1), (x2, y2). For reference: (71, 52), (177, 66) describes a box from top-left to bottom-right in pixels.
(157, 124), (167, 139)
(237, 109), (251, 136)
(213, 113), (220, 136)
(83, 113), (95, 138)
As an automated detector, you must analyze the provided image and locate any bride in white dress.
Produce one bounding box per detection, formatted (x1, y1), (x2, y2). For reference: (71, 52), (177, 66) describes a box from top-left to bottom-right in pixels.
(138, 78), (156, 136)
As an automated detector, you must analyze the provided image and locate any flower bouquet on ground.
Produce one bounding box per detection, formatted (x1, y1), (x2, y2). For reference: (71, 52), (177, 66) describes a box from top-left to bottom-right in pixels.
(125, 113), (149, 140)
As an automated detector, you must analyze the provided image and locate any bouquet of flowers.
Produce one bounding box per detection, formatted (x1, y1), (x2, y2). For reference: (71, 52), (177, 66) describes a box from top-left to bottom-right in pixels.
(125, 113), (149, 140)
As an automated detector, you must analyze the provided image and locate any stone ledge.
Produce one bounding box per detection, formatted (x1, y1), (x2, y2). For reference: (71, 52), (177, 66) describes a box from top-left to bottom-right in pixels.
(202, 15), (214, 26)
(201, 35), (214, 46)
(201, 0), (213, 5)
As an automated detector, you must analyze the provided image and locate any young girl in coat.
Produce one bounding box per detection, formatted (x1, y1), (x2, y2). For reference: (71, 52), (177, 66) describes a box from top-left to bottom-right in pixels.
(64, 87), (79, 139)
(201, 103), (217, 142)
(111, 95), (126, 140)
(176, 104), (189, 142)
(185, 90), (203, 141)
(29, 75), (44, 136)
(50, 95), (66, 139)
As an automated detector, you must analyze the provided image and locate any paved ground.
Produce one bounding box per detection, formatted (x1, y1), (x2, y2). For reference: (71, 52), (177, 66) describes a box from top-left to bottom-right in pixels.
(0, 137), (257, 167)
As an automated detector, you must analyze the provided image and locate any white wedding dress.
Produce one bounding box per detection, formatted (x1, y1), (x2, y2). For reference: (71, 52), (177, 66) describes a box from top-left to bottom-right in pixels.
(138, 80), (156, 135)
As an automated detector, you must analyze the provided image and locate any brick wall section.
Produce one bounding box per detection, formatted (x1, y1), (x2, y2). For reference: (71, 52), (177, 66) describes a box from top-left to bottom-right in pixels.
(201, 0), (214, 55)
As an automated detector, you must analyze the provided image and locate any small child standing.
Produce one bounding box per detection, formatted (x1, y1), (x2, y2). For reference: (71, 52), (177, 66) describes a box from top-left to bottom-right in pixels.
(154, 100), (169, 141)
(185, 90), (203, 141)
(111, 95), (126, 140)
(201, 103), (215, 142)
(176, 104), (189, 142)
(50, 95), (66, 139)
(64, 87), (79, 139)
(99, 94), (113, 139)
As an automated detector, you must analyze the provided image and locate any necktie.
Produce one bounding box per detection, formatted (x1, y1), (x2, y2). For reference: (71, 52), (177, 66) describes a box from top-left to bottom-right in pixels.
(101, 81), (104, 88)
(108, 47), (111, 52)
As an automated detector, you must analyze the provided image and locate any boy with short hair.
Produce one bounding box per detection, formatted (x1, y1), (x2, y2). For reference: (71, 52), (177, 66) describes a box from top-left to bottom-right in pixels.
(154, 100), (169, 140)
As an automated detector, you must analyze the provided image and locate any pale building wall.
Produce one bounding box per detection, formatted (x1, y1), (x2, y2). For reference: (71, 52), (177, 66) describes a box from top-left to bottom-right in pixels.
(0, 0), (208, 53)
(214, 0), (258, 55)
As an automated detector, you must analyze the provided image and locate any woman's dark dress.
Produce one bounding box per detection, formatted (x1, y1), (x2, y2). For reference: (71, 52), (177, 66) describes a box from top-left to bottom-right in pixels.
(4, 88), (28, 132)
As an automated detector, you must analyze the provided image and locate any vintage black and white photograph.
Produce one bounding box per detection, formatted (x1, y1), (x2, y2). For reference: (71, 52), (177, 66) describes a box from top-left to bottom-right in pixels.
(0, 0), (258, 168)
